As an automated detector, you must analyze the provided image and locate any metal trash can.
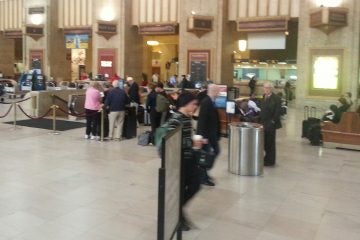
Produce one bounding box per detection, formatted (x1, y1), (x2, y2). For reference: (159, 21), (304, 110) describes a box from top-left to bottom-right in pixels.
(228, 122), (264, 176)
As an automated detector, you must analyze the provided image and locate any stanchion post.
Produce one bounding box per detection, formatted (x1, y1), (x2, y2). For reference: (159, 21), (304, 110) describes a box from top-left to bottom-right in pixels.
(100, 109), (104, 142)
(50, 105), (60, 135)
(13, 102), (17, 130)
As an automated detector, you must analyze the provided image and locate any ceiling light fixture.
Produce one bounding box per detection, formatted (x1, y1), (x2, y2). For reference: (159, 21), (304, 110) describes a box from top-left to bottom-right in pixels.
(147, 40), (159, 46)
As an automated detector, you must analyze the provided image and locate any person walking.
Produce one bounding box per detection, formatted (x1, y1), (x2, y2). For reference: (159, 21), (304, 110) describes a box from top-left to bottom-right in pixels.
(84, 81), (103, 140)
(105, 80), (130, 141)
(260, 82), (282, 166)
(248, 76), (257, 96)
(196, 84), (221, 186)
(164, 91), (203, 231)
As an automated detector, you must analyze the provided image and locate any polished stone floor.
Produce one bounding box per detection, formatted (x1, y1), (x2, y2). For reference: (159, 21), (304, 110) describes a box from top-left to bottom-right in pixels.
(0, 103), (359, 240)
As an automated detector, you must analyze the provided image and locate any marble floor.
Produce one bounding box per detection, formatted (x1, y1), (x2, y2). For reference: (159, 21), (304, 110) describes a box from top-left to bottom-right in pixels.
(0, 103), (359, 240)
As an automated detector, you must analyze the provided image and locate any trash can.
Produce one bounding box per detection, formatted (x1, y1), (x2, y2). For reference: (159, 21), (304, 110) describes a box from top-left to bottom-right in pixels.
(228, 122), (264, 176)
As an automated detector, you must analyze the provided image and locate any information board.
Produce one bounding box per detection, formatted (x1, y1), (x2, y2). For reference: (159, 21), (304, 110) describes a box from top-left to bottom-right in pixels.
(188, 50), (210, 83)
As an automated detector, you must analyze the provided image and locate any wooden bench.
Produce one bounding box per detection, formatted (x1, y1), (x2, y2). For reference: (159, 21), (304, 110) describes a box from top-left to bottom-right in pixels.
(321, 112), (360, 150)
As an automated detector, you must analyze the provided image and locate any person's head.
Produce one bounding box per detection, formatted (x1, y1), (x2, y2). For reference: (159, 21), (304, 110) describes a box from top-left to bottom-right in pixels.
(155, 82), (164, 92)
(90, 81), (101, 90)
(126, 77), (134, 85)
(176, 91), (198, 116)
(207, 84), (220, 99)
(148, 82), (156, 91)
(112, 80), (119, 88)
(330, 104), (338, 112)
(263, 82), (273, 96)
(200, 82), (208, 91)
(345, 92), (352, 98)
(169, 91), (179, 101)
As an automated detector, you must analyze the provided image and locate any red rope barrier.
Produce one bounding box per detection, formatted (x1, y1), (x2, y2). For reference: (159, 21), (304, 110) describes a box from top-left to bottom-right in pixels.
(58, 107), (101, 117)
(0, 104), (13, 118)
(17, 105), (52, 120)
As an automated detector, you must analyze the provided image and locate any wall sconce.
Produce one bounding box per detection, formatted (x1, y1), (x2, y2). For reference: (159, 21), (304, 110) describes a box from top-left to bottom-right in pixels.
(315, 0), (342, 7)
(147, 40), (159, 46)
(30, 14), (44, 25)
(238, 40), (247, 52)
(310, 6), (348, 34)
(100, 6), (115, 22)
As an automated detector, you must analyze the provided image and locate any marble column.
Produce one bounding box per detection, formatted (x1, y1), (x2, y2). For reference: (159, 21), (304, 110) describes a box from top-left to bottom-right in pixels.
(0, 35), (15, 77)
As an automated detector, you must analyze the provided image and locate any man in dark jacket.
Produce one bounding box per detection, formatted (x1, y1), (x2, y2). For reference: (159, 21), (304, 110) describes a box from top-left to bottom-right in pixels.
(105, 80), (130, 140)
(248, 77), (256, 95)
(146, 83), (159, 143)
(196, 84), (221, 186)
(126, 76), (140, 104)
(260, 82), (282, 166)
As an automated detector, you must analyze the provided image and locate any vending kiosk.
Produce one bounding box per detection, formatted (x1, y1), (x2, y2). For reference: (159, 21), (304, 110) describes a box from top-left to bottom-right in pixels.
(19, 73), (33, 91)
(32, 71), (46, 91)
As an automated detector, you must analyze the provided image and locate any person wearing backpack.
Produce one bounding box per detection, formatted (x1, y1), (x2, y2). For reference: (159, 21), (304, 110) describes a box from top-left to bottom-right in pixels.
(155, 82), (171, 125)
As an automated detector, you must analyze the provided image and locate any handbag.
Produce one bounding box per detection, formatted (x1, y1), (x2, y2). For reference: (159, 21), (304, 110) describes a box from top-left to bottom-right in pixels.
(196, 145), (216, 169)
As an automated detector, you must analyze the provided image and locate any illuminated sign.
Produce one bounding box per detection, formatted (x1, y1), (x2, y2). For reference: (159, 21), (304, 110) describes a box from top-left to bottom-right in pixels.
(101, 61), (112, 67)
(312, 56), (339, 89)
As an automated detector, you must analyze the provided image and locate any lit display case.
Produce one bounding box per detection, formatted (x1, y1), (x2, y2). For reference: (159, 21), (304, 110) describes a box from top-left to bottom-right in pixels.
(309, 49), (343, 97)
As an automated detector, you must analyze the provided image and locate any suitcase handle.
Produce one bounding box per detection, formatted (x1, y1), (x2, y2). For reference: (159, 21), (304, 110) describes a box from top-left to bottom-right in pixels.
(310, 106), (317, 118)
(304, 106), (309, 120)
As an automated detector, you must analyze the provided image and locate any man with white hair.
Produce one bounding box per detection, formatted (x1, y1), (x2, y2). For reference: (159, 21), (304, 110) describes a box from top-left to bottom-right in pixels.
(126, 76), (140, 104)
(197, 84), (221, 186)
(260, 82), (282, 166)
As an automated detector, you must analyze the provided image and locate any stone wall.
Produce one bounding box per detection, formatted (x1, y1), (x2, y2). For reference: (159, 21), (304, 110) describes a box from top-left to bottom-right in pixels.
(0, 35), (15, 77)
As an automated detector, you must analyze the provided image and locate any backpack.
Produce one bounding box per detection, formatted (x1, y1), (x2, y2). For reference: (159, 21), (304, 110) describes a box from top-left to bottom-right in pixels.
(154, 113), (181, 151)
(156, 94), (170, 112)
(137, 131), (151, 146)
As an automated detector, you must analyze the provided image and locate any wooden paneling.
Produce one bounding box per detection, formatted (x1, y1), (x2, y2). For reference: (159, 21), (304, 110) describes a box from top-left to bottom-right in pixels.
(0, 0), (23, 31)
(132, 0), (180, 25)
(58, 0), (92, 28)
(228, 0), (299, 21)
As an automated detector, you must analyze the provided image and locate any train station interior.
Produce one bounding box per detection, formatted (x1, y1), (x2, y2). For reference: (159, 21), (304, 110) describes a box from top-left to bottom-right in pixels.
(0, 0), (359, 239)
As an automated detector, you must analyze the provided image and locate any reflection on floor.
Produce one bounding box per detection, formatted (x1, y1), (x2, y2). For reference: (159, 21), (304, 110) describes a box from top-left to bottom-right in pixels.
(0, 106), (359, 240)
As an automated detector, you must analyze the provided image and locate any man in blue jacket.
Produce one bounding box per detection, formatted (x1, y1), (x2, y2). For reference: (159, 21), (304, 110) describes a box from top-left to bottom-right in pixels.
(105, 80), (130, 140)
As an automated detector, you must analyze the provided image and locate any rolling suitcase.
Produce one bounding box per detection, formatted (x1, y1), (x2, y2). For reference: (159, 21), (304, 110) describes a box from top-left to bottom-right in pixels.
(122, 106), (137, 139)
(302, 106), (320, 139)
(144, 109), (151, 126)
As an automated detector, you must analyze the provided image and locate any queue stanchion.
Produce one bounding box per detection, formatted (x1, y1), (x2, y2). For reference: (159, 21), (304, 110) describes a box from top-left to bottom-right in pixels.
(13, 102), (18, 130)
(50, 105), (60, 135)
(100, 108), (104, 142)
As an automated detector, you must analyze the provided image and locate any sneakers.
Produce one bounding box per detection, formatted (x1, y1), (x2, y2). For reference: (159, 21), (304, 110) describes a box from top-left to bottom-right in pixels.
(84, 135), (90, 139)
